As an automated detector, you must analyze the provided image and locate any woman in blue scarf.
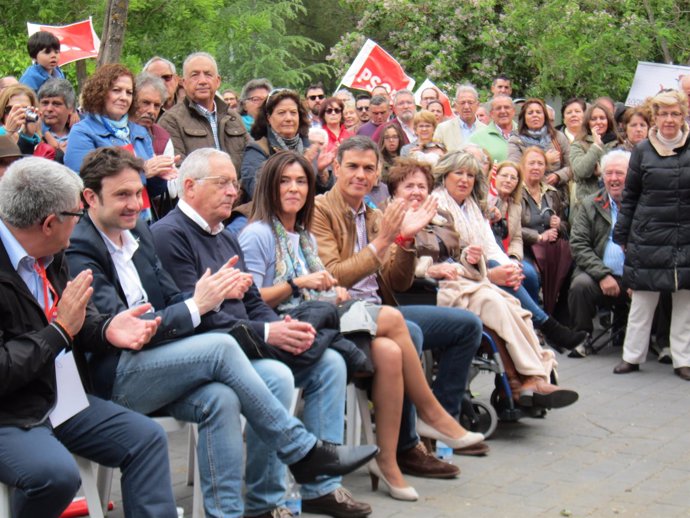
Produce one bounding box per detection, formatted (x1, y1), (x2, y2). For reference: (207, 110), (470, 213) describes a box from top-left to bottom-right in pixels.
(64, 64), (171, 220)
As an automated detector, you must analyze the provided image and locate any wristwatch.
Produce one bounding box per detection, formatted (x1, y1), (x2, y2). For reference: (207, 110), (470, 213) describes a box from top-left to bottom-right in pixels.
(287, 278), (300, 298)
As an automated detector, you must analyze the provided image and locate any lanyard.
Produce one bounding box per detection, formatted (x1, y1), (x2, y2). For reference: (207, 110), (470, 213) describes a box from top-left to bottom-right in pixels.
(34, 259), (59, 321)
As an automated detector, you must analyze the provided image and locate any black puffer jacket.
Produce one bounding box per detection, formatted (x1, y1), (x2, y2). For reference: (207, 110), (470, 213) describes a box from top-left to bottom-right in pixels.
(613, 129), (690, 291)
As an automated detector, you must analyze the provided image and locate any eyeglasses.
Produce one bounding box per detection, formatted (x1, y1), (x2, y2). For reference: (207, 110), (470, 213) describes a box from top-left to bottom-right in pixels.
(656, 111), (683, 119)
(325, 108), (342, 115)
(307, 94), (325, 101)
(160, 74), (175, 82)
(60, 209), (87, 220)
(196, 176), (239, 190)
(356, 106), (369, 112)
(247, 95), (267, 104)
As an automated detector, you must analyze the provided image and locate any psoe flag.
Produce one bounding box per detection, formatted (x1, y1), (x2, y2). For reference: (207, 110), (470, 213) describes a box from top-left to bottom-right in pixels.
(625, 61), (690, 107)
(414, 78), (453, 117)
(27, 18), (101, 66)
(340, 39), (415, 95)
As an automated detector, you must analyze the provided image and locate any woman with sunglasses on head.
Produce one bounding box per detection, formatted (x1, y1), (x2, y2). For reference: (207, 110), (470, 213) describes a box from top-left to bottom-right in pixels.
(241, 89), (335, 203)
(320, 97), (352, 153)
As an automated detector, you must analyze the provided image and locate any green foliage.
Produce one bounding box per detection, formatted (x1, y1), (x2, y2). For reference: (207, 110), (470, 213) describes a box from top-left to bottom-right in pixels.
(329, 0), (690, 100)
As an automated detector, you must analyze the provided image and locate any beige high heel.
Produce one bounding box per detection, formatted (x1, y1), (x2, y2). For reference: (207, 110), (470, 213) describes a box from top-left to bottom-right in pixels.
(416, 418), (484, 449)
(368, 460), (418, 501)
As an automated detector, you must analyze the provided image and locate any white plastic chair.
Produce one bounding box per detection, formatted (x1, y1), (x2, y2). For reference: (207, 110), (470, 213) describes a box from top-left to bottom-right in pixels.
(345, 384), (375, 447)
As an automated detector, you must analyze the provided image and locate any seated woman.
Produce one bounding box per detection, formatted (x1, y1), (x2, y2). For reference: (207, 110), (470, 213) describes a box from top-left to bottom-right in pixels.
(241, 89), (330, 201)
(488, 161), (523, 259)
(64, 64), (171, 221)
(378, 121), (405, 184)
(558, 97), (586, 143)
(389, 157), (578, 409)
(0, 84), (41, 154)
(429, 150), (586, 351)
(520, 147), (572, 315)
(239, 151), (483, 502)
(400, 110), (439, 164)
(508, 98), (571, 210)
(620, 106), (650, 151)
(343, 100), (361, 135)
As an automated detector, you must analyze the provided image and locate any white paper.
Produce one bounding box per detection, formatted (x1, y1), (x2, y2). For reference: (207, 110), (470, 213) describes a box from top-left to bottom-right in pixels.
(49, 351), (90, 427)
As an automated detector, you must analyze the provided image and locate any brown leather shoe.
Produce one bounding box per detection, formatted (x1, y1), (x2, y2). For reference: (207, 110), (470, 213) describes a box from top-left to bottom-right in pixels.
(396, 442), (460, 479)
(613, 360), (639, 375)
(302, 487), (372, 517)
(422, 437), (489, 457)
(674, 366), (690, 381)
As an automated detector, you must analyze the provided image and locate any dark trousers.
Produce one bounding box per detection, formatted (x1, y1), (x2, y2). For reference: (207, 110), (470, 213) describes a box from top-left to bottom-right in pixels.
(0, 395), (177, 518)
(568, 272), (629, 333)
(397, 305), (483, 451)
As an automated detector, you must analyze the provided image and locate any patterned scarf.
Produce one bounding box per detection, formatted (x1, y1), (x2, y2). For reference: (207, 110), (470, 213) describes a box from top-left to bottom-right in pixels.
(432, 187), (494, 251)
(520, 126), (551, 149)
(271, 218), (328, 312)
(269, 127), (304, 154)
(95, 114), (131, 142)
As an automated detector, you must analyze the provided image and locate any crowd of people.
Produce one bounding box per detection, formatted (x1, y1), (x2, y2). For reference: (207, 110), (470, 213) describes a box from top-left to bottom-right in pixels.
(2, 30), (690, 518)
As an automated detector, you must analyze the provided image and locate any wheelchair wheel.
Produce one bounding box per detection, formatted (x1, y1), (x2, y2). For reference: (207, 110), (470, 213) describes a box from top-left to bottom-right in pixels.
(459, 400), (498, 439)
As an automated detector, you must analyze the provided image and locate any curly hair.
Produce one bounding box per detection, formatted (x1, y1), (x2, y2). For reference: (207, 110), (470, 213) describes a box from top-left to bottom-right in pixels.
(81, 64), (137, 117)
(387, 157), (434, 197)
(250, 89), (309, 140)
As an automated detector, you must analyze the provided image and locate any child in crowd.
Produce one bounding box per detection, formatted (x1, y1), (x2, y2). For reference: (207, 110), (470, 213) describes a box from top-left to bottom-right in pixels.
(19, 31), (65, 92)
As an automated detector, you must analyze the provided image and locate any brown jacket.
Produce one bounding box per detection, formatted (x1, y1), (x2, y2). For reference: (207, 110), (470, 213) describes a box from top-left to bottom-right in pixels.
(159, 96), (248, 171)
(312, 187), (416, 305)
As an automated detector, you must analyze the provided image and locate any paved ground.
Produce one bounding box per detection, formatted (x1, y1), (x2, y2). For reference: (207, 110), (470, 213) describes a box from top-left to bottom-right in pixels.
(103, 344), (690, 518)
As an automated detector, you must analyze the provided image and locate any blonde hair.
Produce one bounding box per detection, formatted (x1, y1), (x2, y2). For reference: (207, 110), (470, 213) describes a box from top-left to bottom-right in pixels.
(652, 89), (688, 118)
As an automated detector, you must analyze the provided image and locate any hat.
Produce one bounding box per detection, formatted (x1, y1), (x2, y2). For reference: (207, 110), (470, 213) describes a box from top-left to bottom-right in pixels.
(0, 135), (22, 159)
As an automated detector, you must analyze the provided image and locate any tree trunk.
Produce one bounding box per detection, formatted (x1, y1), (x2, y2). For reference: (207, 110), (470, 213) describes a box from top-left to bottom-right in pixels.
(75, 60), (88, 93)
(642, 0), (672, 64)
(98, 0), (130, 66)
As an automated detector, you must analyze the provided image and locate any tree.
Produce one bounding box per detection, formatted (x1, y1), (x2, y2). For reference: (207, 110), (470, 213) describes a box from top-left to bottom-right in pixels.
(98, 0), (130, 66)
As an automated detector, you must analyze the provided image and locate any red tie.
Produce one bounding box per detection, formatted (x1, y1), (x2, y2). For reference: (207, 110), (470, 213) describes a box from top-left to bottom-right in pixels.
(34, 259), (59, 321)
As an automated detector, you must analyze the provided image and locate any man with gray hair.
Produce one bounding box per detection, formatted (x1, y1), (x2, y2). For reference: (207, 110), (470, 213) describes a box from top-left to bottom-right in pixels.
(239, 78), (273, 131)
(356, 95), (390, 139)
(159, 52), (248, 169)
(35, 78), (76, 162)
(142, 56), (179, 115)
(569, 149), (631, 355)
(434, 84), (485, 152)
(371, 89), (416, 144)
(469, 95), (516, 162)
(0, 157), (178, 517)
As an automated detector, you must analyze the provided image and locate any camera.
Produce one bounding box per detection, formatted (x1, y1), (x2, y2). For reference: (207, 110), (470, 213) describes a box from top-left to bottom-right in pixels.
(24, 108), (39, 123)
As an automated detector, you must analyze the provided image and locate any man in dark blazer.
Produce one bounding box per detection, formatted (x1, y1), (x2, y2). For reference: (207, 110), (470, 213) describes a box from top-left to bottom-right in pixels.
(0, 156), (177, 518)
(66, 147), (376, 518)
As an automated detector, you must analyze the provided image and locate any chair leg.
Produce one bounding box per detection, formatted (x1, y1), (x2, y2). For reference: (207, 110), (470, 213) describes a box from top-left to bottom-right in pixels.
(356, 388), (376, 445)
(73, 455), (105, 518)
(345, 384), (362, 446)
(96, 464), (114, 514)
(0, 481), (11, 517)
(190, 424), (204, 518)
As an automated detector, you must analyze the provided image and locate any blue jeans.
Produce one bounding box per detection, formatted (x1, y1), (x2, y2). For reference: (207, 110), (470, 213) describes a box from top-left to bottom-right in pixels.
(110, 332), (317, 518)
(0, 396), (176, 518)
(397, 305), (483, 451)
(244, 349), (347, 513)
(488, 259), (548, 324)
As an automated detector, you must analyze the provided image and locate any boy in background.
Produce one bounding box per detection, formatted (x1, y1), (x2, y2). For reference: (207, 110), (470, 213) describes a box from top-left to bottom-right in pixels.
(19, 31), (66, 92)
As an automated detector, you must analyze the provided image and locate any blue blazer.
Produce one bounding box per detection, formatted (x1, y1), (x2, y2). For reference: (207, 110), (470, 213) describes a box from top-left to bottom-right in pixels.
(66, 214), (194, 398)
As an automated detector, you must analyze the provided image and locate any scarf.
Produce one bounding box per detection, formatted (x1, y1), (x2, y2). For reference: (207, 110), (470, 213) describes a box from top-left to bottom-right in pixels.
(656, 129), (684, 150)
(271, 218), (328, 312)
(520, 126), (551, 149)
(269, 127), (304, 154)
(432, 187), (493, 250)
(95, 114), (130, 142)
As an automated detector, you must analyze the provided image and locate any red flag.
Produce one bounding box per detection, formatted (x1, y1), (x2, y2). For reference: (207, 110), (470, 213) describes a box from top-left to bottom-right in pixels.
(340, 39), (415, 96)
(414, 78), (454, 117)
(27, 18), (101, 66)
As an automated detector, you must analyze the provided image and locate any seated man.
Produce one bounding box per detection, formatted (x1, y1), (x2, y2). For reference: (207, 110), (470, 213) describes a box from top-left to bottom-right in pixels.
(569, 149), (631, 354)
(150, 148), (372, 518)
(0, 157), (177, 518)
(66, 147), (377, 518)
(311, 136), (486, 469)
(34, 79), (76, 163)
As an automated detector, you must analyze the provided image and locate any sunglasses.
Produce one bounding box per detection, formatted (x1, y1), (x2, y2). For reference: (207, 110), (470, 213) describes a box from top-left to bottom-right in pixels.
(325, 108), (342, 115)
(308, 94), (325, 101)
(356, 106), (369, 112)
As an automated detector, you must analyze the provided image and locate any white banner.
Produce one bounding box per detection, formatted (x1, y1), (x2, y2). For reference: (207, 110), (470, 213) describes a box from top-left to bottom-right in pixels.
(625, 61), (690, 106)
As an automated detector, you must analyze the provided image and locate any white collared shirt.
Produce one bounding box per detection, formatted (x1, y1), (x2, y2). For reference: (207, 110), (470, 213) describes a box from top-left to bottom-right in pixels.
(178, 199), (225, 235)
(98, 227), (201, 327)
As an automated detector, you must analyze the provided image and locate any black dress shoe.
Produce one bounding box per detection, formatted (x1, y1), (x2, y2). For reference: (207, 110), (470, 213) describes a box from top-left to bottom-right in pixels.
(289, 441), (379, 484)
(302, 487), (372, 517)
(674, 366), (690, 381)
(613, 360), (639, 374)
